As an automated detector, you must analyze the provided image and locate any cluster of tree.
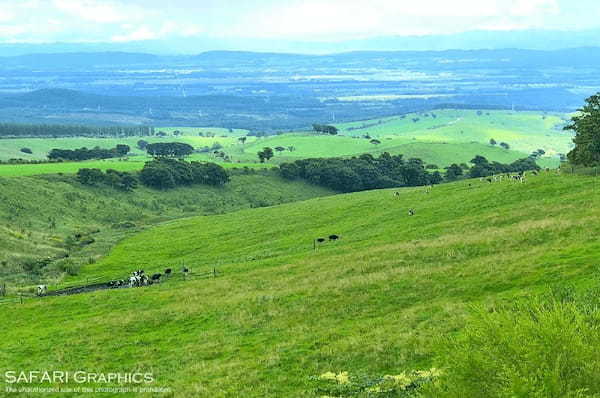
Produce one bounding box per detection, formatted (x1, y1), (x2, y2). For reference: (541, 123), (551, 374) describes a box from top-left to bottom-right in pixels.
(258, 147), (274, 163)
(48, 145), (130, 161)
(76, 168), (138, 191)
(0, 123), (154, 138)
(139, 159), (229, 190)
(279, 153), (442, 192)
(445, 155), (540, 180)
(312, 124), (339, 135)
(146, 142), (194, 158)
(565, 93), (600, 166)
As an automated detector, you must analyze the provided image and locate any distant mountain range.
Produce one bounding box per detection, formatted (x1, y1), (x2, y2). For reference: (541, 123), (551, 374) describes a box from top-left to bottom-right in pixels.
(1, 28), (600, 56)
(2, 47), (600, 70)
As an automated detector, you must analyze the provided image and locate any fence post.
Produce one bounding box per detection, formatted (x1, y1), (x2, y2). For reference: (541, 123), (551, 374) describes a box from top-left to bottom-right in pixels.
(19, 293), (23, 304)
(213, 268), (217, 278)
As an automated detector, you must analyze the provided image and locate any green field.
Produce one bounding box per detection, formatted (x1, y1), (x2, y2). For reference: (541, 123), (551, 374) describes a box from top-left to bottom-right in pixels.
(2, 172), (598, 396)
(336, 109), (572, 156)
(0, 134), (252, 161)
(0, 109), (572, 175)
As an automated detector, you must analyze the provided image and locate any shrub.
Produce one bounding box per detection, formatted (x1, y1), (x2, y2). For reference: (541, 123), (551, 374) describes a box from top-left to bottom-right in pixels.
(426, 286), (600, 397)
(20, 147), (32, 154)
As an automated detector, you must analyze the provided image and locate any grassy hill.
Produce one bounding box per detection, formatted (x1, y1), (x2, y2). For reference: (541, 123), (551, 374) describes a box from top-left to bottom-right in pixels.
(1, 172), (598, 396)
(0, 172), (332, 285)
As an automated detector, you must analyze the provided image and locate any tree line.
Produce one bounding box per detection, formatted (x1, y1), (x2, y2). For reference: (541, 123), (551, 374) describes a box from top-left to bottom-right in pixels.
(279, 153), (543, 192)
(444, 156), (540, 181)
(0, 123), (154, 138)
(48, 145), (130, 161)
(77, 159), (230, 191)
(139, 159), (230, 189)
(279, 153), (442, 192)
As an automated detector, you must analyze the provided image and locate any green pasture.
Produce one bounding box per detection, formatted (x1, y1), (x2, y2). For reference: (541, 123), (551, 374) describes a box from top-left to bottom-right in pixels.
(1, 172), (598, 396)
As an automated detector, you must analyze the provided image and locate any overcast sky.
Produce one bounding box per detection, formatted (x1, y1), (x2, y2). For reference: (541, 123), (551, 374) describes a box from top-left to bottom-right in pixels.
(1, 0), (599, 43)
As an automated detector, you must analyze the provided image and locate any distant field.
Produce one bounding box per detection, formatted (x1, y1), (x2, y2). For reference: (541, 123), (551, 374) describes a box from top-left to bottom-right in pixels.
(208, 134), (560, 168)
(0, 158), (272, 177)
(0, 109), (572, 172)
(335, 109), (573, 156)
(0, 132), (251, 161)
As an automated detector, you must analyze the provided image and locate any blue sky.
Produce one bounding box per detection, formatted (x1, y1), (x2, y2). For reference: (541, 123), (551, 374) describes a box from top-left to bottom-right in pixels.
(0, 0), (599, 43)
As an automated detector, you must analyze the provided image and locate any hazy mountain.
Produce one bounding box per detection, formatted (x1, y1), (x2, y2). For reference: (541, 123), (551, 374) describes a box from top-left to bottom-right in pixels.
(1, 29), (600, 56)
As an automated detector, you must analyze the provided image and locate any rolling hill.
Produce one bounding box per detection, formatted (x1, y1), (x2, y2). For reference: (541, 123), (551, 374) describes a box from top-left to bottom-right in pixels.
(1, 172), (598, 396)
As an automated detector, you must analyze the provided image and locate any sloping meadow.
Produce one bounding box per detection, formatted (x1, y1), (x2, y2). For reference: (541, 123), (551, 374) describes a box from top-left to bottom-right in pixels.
(1, 173), (599, 397)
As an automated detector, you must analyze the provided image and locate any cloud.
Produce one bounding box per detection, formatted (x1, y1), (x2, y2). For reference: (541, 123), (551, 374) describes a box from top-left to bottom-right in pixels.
(0, 0), (595, 45)
(0, 4), (15, 22)
(52, 0), (144, 23)
(111, 22), (203, 42)
(226, 0), (566, 39)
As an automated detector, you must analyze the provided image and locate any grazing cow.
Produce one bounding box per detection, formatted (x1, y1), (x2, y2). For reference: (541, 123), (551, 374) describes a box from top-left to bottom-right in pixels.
(486, 178), (493, 183)
(316, 238), (326, 243)
(408, 209), (415, 216)
(37, 285), (47, 296)
(328, 234), (340, 241)
(151, 273), (161, 283)
(164, 268), (172, 276)
(394, 192), (400, 197)
(129, 276), (138, 288)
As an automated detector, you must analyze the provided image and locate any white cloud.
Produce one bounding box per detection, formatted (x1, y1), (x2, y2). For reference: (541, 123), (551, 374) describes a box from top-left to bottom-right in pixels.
(0, 4), (15, 22)
(52, 0), (142, 23)
(111, 22), (203, 42)
(228, 0), (564, 39)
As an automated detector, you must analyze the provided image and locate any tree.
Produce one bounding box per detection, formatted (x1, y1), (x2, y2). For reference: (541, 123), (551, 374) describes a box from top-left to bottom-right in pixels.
(275, 146), (286, 152)
(430, 171), (443, 185)
(565, 93), (600, 166)
(489, 138), (497, 146)
(115, 144), (130, 157)
(140, 163), (176, 189)
(470, 155), (489, 166)
(76, 168), (105, 185)
(370, 139), (381, 145)
(146, 142), (194, 159)
(190, 162), (230, 186)
(444, 164), (463, 181)
(238, 137), (247, 145)
(137, 140), (149, 150)
(20, 147), (32, 154)
(313, 124), (338, 135)
(500, 142), (510, 150)
(258, 147), (274, 163)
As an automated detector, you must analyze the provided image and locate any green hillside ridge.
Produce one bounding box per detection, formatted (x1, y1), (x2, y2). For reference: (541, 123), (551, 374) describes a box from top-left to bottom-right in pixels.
(2, 172), (598, 397)
(0, 172), (333, 285)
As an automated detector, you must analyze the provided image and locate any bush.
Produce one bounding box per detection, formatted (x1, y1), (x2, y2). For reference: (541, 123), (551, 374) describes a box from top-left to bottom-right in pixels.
(426, 286), (600, 397)
(20, 147), (32, 154)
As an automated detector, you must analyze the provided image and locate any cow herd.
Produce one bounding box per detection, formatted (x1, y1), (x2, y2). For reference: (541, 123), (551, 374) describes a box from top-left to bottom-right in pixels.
(109, 268), (178, 289)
